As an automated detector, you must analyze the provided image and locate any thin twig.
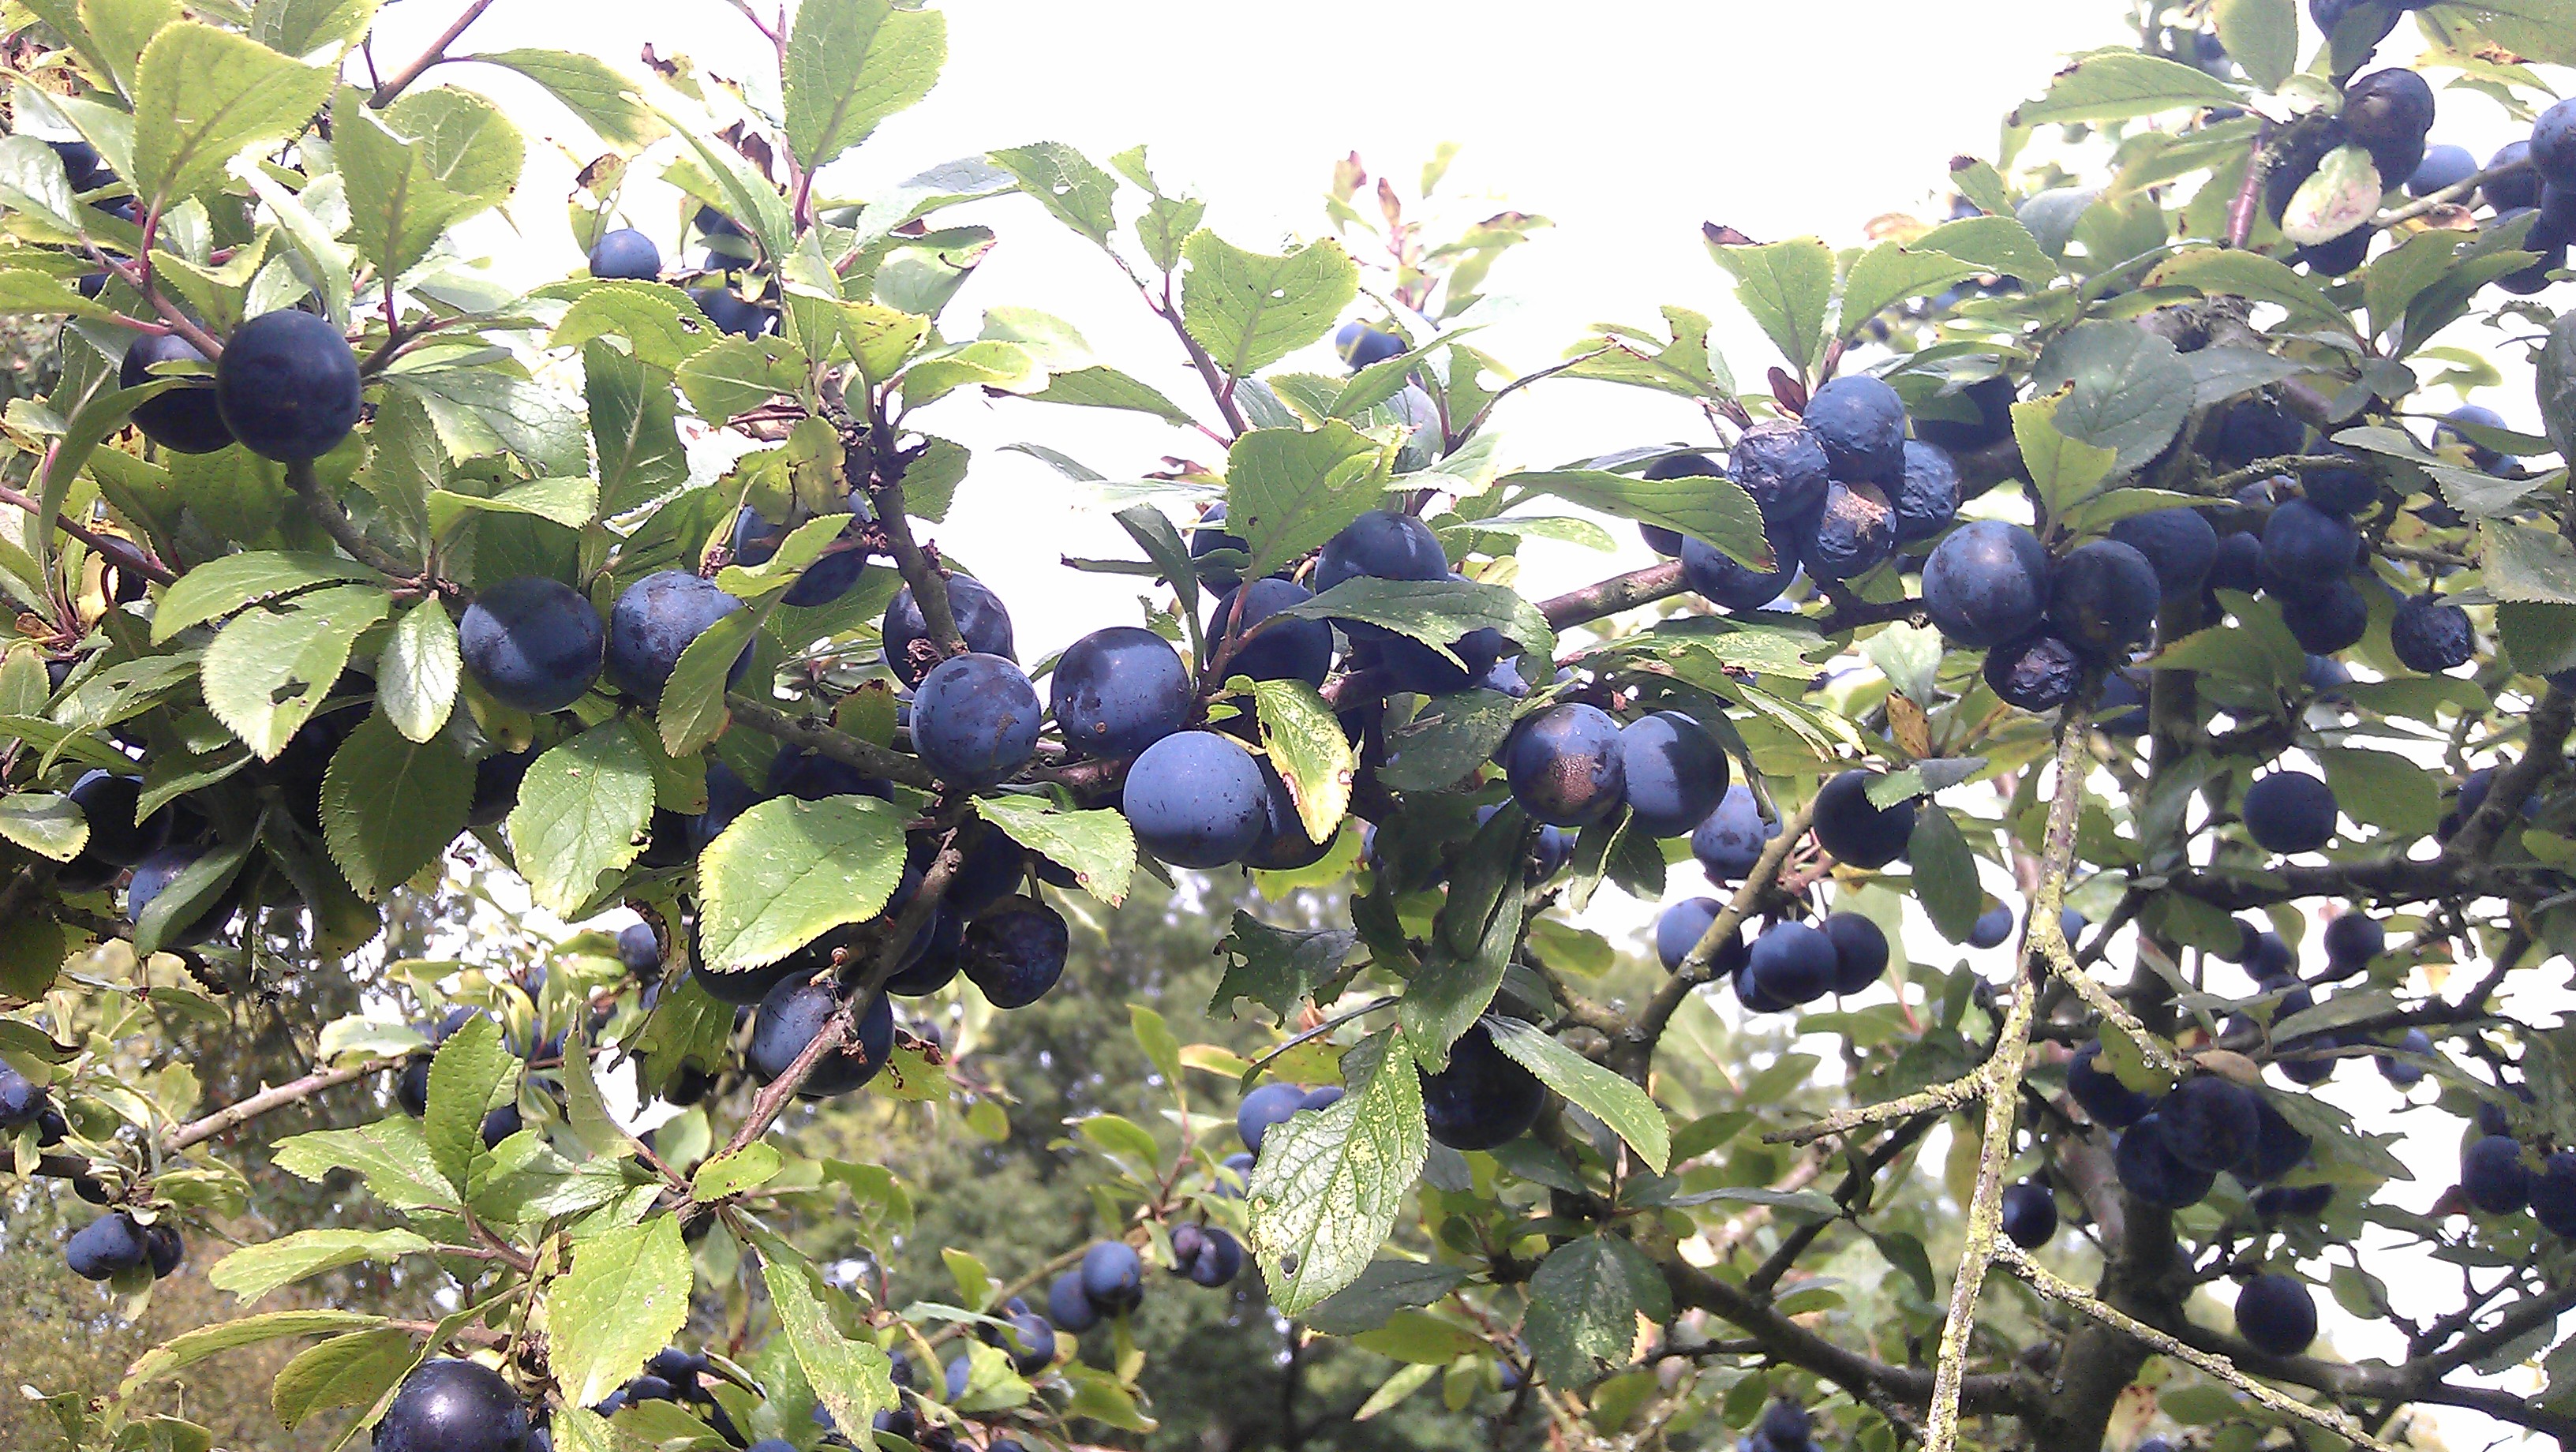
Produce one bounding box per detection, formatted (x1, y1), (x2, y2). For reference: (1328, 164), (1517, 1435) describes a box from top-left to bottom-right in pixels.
(369, 0), (499, 108)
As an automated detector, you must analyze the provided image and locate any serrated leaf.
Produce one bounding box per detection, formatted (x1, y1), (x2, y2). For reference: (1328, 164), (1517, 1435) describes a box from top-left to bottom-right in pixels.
(335, 86), (523, 283)
(550, 1216), (692, 1409)
(1378, 689), (1518, 793)
(2483, 523), (2576, 606)
(129, 22), (334, 206)
(655, 607), (763, 756)
(988, 140), (1121, 247)
(271, 1327), (417, 1431)
(560, 289), (710, 373)
(675, 335), (811, 422)
(1303, 1260), (1469, 1336)
(974, 796), (1134, 905)
(320, 713), (470, 898)
(154, 551), (378, 643)
(2031, 321), (2196, 477)
(2540, 312), (2576, 464)
(376, 601), (460, 744)
(1024, 364), (1198, 426)
(2009, 395), (2119, 517)
(1564, 305), (1729, 399)
(2147, 246), (2354, 336)
(426, 476), (600, 538)
(271, 1117), (457, 1211)
(505, 720), (655, 915)
(698, 795), (907, 969)
(1906, 805), (1985, 943)
(1483, 1016), (1668, 1173)
(2010, 49), (2243, 126)
(1252, 679), (1351, 843)
(1838, 242), (1983, 338)
(1212, 912), (1356, 1021)
(124, 1310), (385, 1394)
(782, 0), (945, 171)
(1280, 577), (1553, 666)
(424, 1014), (511, 1196)
(1181, 232), (1359, 377)
(1504, 467), (1769, 567)
(2212, 0), (2297, 89)
(0, 791), (86, 862)
(1915, 215), (2056, 285)
(1707, 238), (1834, 378)
(1246, 1027), (1428, 1315)
(2281, 143), (2383, 248)
(200, 585), (391, 760)
(206, 1230), (434, 1304)
(1223, 421), (1397, 578)
(466, 49), (666, 152)
(1523, 1233), (1672, 1389)
(760, 1251), (899, 1432)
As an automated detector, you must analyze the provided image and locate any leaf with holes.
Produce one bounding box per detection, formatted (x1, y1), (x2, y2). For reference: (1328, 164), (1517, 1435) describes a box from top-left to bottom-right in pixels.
(1246, 1028), (1428, 1315)
(1181, 232), (1358, 378)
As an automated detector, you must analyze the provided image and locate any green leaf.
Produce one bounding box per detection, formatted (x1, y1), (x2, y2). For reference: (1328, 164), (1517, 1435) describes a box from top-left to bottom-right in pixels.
(698, 795), (908, 969)
(505, 720), (656, 915)
(1907, 806), (1985, 943)
(251, 0), (381, 56)
(675, 335), (811, 422)
(271, 1327), (417, 1431)
(2031, 322), (2196, 477)
(972, 796), (1134, 905)
(1223, 422), (1398, 578)
(550, 1216), (693, 1408)
(1353, 1361), (1440, 1418)
(1302, 1260), (1470, 1336)
(465, 50), (666, 151)
(424, 1014), (511, 1196)
(123, 1310), (385, 1394)
(2319, 747), (2441, 837)
(1180, 232), (1360, 378)
(427, 476), (601, 539)
(0, 133), (87, 242)
(2146, 247), (2353, 337)
(656, 608), (763, 756)
(128, 23), (334, 206)
(987, 140), (1121, 248)
(130, 833), (251, 957)
(1563, 306), (1728, 399)
(321, 713), (470, 898)
(2010, 395), (2118, 517)
(153, 550), (377, 642)
(1212, 912), (1357, 1021)
(1837, 242), (1983, 339)
(2282, 143), (2383, 247)
(334, 86), (524, 282)
(691, 1143), (784, 1201)
(0, 268), (125, 322)
(1354, 1309), (1486, 1364)
(1706, 238), (1834, 379)
(2483, 523), (2576, 606)
(784, 0), (946, 170)
(1483, 1016), (1669, 1173)
(1245, 1027), (1429, 1315)
(200, 585), (392, 760)
(2539, 312), (2576, 466)
(1252, 679), (1351, 844)
(271, 1117), (459, 1211)
(1401, 807), (1526, 1062)
(2453, 1), (2576, 66)
(205, 1229), (434, 1304)
(2211, 0), (2297, 89)
(759, 1251), (899, 1432)
(2009, 48), (2242, 126)
(584, 343), (692, 516)
(1277, 578), (1554, 666)
(1523, 1233), (1673, 1389)
(900, 339), (1044, 407)
(376, 601), (460, 744)
(1504, 467), (1769, 567)
(1378, 688), (1519, 793)
(560, 289), (711, 373)
(0, 791), (86, 862)
(1024, 365), (1199, 427)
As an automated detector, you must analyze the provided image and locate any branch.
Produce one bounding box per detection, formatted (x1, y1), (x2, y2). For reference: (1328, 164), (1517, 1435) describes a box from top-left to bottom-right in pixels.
(369, 0), (497, 108)
(847, 400), (964, 661)
(286, 458), (420, 579)
(1922, 698), (2090, 1452)
(1661, 1256), (2022, 1417)
(166, 1054), (404, 1152)
(2373, 154), (2532, 230)
(1994, 1244), (2406, 1452)
(1616, 796), (1819, 1080)
(726, 694), (939, 791)
(0, 484), (176, 585)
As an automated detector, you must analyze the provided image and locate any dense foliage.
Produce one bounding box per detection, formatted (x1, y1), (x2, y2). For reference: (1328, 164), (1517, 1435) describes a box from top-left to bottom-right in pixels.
(2, 0), (2576, 1449)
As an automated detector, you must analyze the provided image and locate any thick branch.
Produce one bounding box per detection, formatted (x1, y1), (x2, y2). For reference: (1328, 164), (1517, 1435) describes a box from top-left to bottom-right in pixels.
(1538, 560), (1683, 631)
(369, 0), (497, 107)
(1663, 1257), (2022, 1416)
(167, 1055), (403, 1152)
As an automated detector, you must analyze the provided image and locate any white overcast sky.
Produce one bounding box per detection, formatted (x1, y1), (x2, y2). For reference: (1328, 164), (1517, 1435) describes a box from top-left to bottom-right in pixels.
(365, 2), (2562, 1444)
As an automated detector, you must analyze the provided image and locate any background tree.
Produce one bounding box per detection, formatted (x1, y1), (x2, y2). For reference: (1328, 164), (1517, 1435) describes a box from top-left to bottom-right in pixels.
(0, 1), (2574, 1450)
